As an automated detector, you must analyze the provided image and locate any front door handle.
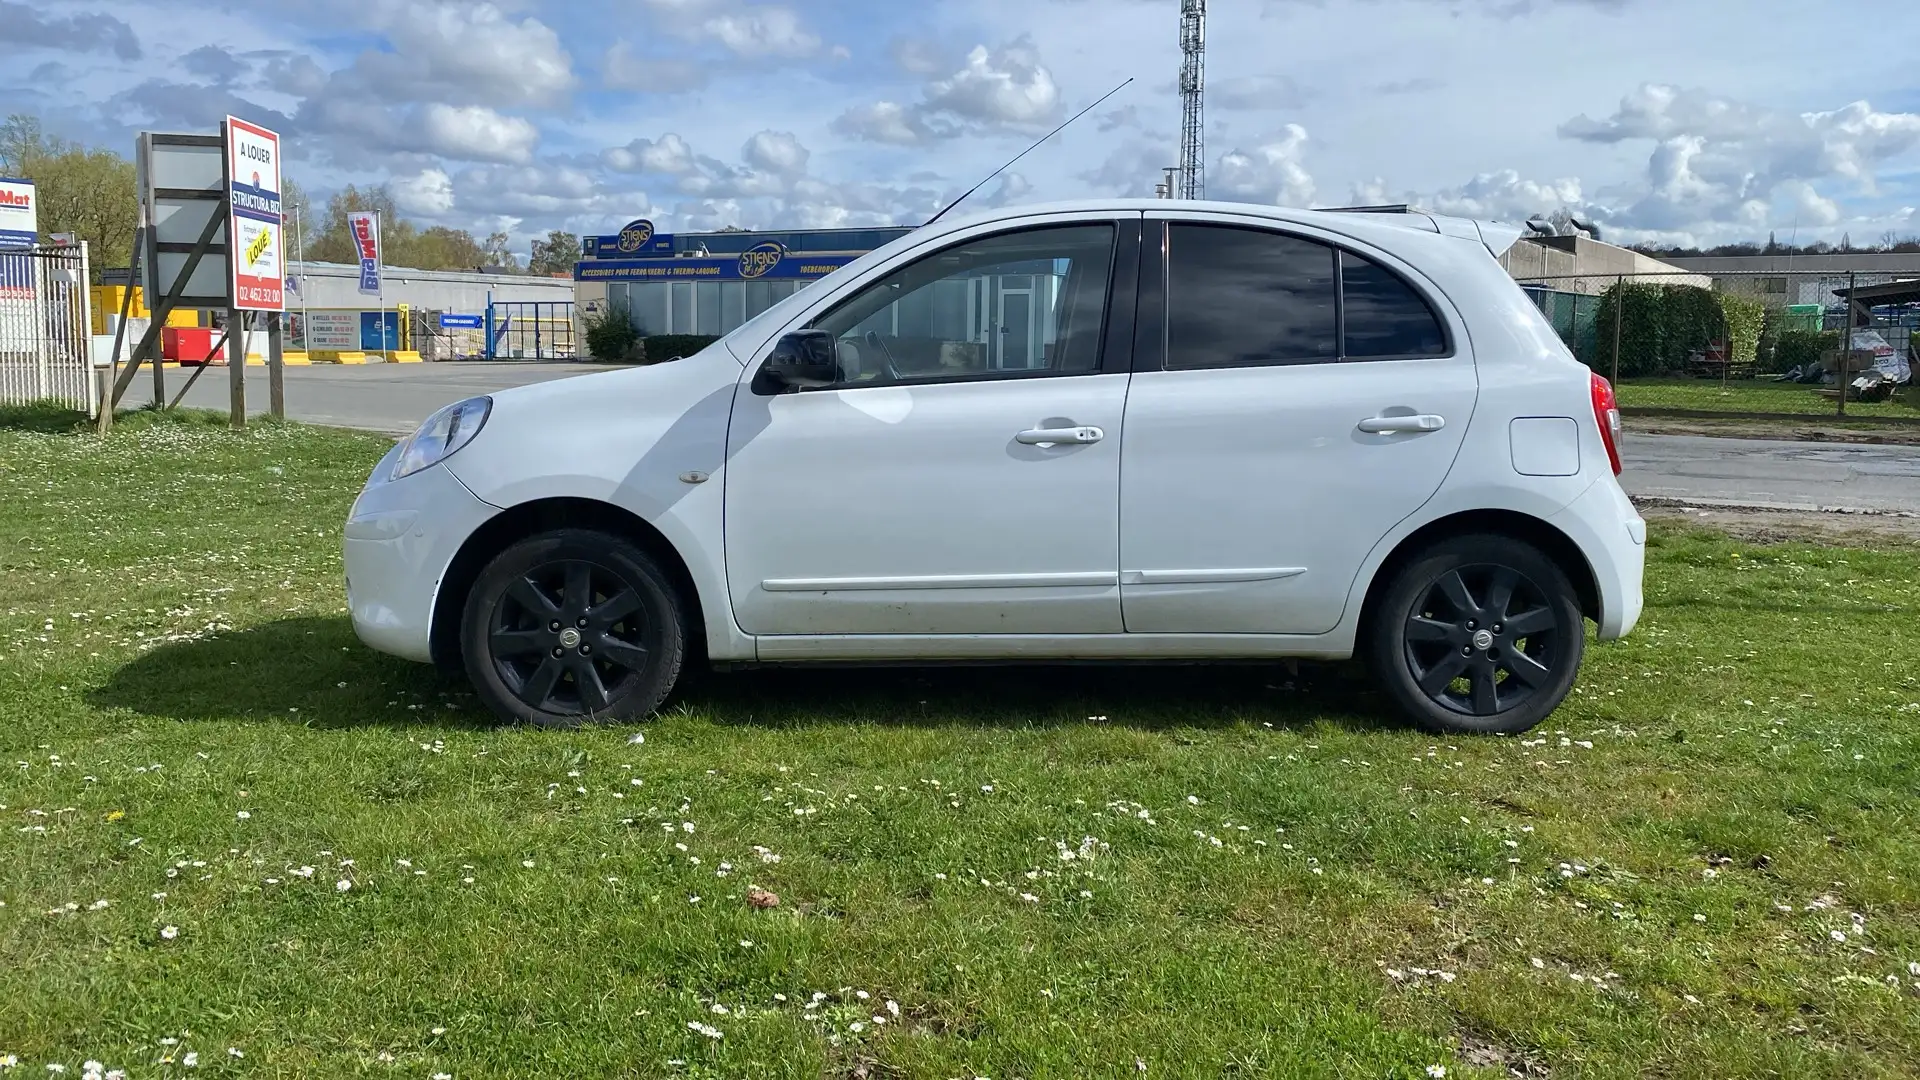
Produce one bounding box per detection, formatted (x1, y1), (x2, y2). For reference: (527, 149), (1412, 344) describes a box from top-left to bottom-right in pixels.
(1016, 425), (1104, 446)
(1357, 414), (1445, 434)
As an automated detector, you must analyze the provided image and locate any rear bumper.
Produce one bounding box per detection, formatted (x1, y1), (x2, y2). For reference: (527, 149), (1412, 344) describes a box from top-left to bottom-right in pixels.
(1548, 477), (1645, 640)
(344, 463), (499, 663)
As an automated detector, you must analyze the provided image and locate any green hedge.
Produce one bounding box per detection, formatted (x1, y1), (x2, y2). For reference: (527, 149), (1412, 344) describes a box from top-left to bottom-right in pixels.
(640, 335), (720, 363)
(1591, 281), (1765, 378)
(1772, 329), (1838, 374)
(1717, 292), (1764, 367)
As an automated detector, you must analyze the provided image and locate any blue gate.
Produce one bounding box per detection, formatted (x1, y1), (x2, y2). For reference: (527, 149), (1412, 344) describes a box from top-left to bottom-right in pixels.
(485, 301), (576, 360)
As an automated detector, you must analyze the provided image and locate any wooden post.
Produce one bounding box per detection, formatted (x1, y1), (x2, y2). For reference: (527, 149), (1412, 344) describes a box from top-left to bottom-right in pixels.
(267, 310), (285, 418)
(97, 239), (141, 435)
(228, 307), (247, 428)
(112, 209), (226, 407)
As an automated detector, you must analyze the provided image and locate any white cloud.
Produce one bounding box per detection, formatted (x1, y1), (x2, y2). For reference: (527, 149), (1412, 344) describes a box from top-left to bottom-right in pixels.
(923, 37), (1060, 128)
(835, 35), (1061, 144)
(1554, 84), (1920, 242)
(742, 131), (808, 178)
(639, 0), (825, 59)
(1214, 125), (1316, 207)
(390, 167), (456, 216)
(603, 133), (699, 175)
(602, 40), (707, 92)
(0, 1), (141, 60)
(417, 104), (539, 163)
(832, 101), (926, 145)
(1385, 168), (1586, 221)
(341, 0), (575, 107)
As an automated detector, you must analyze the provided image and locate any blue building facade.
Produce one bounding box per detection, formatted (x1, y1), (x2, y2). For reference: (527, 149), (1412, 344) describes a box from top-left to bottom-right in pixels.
(575, 219), (913, 337)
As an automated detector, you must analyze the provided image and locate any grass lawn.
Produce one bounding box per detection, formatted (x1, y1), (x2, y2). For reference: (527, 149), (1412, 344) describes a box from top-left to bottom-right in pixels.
(3, 406), (1918, 1079)
(1613, 377), (1920, 421)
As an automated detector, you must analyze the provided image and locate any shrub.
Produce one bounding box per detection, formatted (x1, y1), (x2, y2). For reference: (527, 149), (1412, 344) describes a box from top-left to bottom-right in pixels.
(582, 301), (641, 362)
(1592, 281), (1764, 377)
(1714, 293), (1765, 366)
(1771, 328), (1838, 374)
(641, 335), (720, 363)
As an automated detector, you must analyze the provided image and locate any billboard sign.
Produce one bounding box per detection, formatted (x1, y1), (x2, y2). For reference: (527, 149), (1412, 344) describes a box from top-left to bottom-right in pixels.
(349, 211), (381, 295)
(224, 117), (283, 311)
(302, 310), (359, 350)
(573, 252), (856, 283)
(360, 310), (399, 351)
(0, 178), (37, 249)
(438, 313), (483, 329)
(136, 131), (229, 310)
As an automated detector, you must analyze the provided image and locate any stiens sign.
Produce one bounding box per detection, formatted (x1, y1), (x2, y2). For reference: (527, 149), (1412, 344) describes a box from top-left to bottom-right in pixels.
(224, 117), (283, 311)
(0, 177), (36, 249)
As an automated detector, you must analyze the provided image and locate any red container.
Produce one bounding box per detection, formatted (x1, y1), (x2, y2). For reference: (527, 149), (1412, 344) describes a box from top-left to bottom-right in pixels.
(163, 327), (222, 365)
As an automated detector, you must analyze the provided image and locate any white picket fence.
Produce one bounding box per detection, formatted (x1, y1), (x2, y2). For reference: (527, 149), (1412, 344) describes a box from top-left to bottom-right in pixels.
(0, 242), (96, 416)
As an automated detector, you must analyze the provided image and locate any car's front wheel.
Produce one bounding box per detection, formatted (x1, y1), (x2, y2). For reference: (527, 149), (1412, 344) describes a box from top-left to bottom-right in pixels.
(460, 529), (685, 727)
(1368, 534), (1585, 735)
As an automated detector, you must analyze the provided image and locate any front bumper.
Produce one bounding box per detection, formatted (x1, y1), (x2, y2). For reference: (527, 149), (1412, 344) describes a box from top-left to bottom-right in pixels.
(344, 462), (499, 663)
(1548, 476), (1645, 640)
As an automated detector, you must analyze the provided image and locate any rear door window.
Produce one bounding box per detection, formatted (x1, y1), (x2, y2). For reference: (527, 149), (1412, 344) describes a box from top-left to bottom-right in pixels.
(1341, 251), (1448, 360)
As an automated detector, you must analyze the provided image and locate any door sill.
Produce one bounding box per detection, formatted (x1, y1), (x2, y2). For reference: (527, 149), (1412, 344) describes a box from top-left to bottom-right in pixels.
(752, 632), (1349, 662)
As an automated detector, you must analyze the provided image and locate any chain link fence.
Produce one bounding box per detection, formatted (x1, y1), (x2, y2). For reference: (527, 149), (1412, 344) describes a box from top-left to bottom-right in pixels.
(1514, 269), (1919, 425)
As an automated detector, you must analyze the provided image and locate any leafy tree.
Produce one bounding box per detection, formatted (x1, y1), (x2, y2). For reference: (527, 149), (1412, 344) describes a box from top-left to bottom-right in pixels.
(527, 229), (580, 276)
(1, 113), (138, 278)
(480, 231), (518, 270)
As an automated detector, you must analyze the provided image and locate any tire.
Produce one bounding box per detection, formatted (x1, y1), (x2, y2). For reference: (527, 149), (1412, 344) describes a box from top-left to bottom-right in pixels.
(460, 529), (686, 727)
(1367, 534), (1585, 735)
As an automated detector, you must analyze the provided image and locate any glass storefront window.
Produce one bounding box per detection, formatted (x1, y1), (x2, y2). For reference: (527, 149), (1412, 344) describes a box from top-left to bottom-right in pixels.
(626, 282), (669, 335)
(670, 282), (694, 333)
(696, 281), (722, 336)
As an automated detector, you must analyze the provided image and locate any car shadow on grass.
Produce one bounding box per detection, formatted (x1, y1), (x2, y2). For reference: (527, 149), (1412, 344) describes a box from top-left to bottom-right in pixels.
(88, 616), (483, 729)
(90, 615), (1391, 733)
(680, 661), (1391, 733)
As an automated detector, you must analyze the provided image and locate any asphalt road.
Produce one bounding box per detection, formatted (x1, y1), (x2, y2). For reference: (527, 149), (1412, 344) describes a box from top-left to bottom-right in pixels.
(118, 360), (626, 436)
(121, 360), (1920, 514)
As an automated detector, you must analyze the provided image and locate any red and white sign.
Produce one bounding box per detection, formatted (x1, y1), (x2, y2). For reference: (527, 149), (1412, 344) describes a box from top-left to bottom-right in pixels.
(225, 116), (284, 311)
(0, 177), (36, 249)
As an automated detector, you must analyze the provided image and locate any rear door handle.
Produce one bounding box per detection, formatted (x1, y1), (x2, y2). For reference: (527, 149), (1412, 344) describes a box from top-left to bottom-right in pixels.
(1016, 425), (1104, 446)
(1357, 414), (1445, 434)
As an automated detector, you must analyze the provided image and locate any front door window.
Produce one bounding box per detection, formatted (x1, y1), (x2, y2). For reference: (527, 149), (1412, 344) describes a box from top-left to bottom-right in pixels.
(806, 225), (1115, 385)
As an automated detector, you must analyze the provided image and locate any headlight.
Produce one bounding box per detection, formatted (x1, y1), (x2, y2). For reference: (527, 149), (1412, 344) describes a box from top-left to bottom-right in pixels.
(391, 396), (491, 480)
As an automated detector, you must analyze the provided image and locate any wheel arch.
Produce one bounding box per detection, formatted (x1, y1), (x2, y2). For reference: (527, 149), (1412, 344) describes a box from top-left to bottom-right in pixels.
(1357, 508), (1601, 643)
(429, 497), (706, 673)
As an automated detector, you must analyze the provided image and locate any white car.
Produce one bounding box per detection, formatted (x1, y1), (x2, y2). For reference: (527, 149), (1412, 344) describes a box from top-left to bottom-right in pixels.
(345, 200), (1643, 735)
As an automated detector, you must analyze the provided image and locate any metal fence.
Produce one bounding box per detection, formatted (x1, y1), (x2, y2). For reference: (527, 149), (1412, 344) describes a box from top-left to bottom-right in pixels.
(0, 243), (96, 416)
(1514, 268), (1919, 425)
(486, 301), (576, 360)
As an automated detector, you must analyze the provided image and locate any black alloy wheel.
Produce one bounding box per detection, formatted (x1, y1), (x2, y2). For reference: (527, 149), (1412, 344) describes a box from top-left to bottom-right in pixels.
(462, 530), (685, 726)
(1403, 564), (1563, 717)
(1369, 534), (1584, 735)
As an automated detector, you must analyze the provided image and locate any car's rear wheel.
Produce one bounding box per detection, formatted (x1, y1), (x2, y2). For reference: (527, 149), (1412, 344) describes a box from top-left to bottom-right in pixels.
(461, 529), (685, 727)
(1368, 534), (1584, 735)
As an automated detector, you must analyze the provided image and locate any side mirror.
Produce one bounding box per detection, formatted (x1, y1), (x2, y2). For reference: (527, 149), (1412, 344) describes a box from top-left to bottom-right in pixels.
(762, 330), (840, 389)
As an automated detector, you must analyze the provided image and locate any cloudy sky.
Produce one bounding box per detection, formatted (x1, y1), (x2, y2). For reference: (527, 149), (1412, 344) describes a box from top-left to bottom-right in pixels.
(4, 0), (1917, 252)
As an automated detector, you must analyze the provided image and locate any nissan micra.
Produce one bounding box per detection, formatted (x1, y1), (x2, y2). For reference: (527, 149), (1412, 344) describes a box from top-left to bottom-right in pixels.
(345, 200), (1644, 735)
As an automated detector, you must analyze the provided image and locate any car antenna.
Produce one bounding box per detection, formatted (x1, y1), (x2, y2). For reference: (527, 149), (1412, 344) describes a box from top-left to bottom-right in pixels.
(923, 76), (1134, 227)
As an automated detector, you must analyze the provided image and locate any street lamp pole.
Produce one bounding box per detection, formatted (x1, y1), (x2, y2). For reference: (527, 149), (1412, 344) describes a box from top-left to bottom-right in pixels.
(293, 202), (309, 350)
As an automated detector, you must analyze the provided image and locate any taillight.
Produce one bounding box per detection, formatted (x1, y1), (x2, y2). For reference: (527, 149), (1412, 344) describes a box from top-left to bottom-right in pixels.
(1590, 371), (1623, 475)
